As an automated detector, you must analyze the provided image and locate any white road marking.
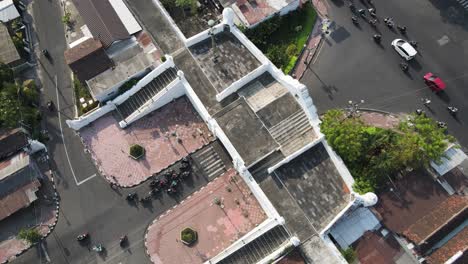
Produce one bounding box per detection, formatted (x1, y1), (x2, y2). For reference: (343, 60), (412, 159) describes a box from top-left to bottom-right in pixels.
(76, 174), (98, 186)
(40, 242), (51, 263)
(55, 75), (80, 186)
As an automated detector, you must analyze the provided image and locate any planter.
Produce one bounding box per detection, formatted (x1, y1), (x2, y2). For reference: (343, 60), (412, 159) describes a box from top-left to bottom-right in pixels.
(129, 144), (145, 160)
(180, 227), (197, 246)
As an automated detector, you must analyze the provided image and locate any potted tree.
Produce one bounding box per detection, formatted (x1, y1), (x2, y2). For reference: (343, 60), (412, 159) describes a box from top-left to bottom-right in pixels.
(180, 227), (197, 246)
(129, 144), (145, 160)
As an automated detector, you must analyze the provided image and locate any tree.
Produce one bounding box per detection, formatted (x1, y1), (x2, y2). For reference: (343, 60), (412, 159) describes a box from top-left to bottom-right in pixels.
(320, 109), (367, 164)
(0, 63), (14, 86)
(266, 45), (289, 71)
(18, 228), (41, 244)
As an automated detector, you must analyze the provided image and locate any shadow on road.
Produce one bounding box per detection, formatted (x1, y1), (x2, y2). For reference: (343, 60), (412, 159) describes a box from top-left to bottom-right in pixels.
(408, 59), (422, 72)
(427, 0), (468, 30)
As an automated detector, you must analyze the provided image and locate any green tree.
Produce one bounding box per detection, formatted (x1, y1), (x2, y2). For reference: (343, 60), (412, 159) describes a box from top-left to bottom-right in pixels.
(340, 247), (357, 263)
(266, 45), (289, 70)
(320, 109), (367, 164)
(18, 228), (41, 244)
(0, 63), (14, 86)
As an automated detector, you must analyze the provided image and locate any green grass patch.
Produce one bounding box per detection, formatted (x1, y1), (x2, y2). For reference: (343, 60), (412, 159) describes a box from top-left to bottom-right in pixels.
(73, 75), (98, 116)
(244, 4), (317, 73)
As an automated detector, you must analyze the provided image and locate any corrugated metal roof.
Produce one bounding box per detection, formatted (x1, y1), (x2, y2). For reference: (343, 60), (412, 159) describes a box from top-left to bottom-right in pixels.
(0, 0), (20, 23)
(108, 0), (141, 35)
(431, 147), (468, 176)
(72, 0), (130, 47)
(330, 207), (381, 248)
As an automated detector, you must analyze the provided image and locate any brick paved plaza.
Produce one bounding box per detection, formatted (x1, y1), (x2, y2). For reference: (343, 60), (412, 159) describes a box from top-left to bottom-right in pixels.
(145, 169), (267, 264)
(80, 98), (214, 186)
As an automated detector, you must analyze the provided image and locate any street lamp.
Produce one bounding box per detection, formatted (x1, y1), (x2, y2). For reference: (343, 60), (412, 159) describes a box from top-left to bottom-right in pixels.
(346, 99), (365, 117)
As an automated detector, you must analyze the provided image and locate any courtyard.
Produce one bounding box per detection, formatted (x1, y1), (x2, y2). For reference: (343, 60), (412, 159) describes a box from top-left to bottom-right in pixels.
(145, 169), (267, 264)
(79, 97), (214, 186)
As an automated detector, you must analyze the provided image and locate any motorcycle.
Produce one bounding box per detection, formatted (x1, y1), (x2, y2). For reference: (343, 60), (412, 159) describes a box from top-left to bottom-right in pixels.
(76, 233), (89, 241)
(397, 25), (407, 34)
(92, 244), (103, 253)
(126, 193), (137, 201)
(384, 17), (394, 28)
(351, 16), (358, 25)
(437, 122), (447, 129)
(448, 106), (458, 115)
(119, 235), (128, 247)
(47, 101), (54, 111)
(373, 34), (382, 43)
(358, 9), (366, 18)
(399, 62), (409, 72)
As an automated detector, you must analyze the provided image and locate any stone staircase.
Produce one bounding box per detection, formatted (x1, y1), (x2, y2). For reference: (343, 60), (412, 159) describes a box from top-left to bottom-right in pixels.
(219, 225), (291, 264)
(191, 144), (226, 180)
(248, 151), (285, 183)
(116, 67), (178, 120)
(268, 110), (314, 156)
(456, 0), (468, 10)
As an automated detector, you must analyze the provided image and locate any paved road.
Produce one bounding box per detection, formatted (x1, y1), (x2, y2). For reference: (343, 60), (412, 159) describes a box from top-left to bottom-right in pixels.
(14, 1), (205, 264)
(303, 0), (468, 148)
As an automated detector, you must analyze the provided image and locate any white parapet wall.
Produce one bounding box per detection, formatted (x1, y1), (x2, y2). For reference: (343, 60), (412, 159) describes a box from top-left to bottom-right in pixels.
(66, 103), (116, 131)
(216, 64), (269, 102)
(66, 56), (176, 131)
(119, 79), (185, 128)
(207, 217), (286, 264)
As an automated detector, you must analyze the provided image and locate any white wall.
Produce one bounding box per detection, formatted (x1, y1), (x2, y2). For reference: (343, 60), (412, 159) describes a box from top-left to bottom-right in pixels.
(66, 103), (116, 131)
(120, 80), (184, 128)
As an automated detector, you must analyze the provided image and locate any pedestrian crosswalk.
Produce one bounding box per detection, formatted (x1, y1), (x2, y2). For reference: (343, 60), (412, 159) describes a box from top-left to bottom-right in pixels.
(456, 0), (468, 10)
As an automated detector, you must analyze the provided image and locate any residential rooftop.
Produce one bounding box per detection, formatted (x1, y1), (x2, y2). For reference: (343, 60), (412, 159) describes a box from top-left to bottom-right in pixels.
(189, 31), (261, 93)
(403, 195), (467, 246)
(426, 226), (468, 264)
(86, 43), (156, 98)
(0, 23), (21, 66)
(72, 0), (134, 47)
(374, 169), (449, 234)
(0, 128), (28, 160)
(64, 38), (114, 83)
(223, 0), (297, 27)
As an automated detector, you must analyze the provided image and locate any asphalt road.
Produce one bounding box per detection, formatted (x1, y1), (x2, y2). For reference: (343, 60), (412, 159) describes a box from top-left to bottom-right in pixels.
(14, 1), (207, 264)
(303, 0), (468, 148)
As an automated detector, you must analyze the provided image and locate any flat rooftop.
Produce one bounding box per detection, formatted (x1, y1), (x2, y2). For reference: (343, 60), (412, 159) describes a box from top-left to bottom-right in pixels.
(0, 23), (20, 65)
(79, 97), (214, 186)
(87, 43), (156, 97)
(272, 142), (350, 231)
(145, 169), (267, 264)
(214, 73), (316, 166)
(215, 97), (278, 166)
(189, 31), (261, 93)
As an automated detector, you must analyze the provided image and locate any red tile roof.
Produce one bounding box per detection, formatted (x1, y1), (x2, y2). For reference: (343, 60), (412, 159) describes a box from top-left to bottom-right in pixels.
(64, 38), (113, 82)
(354, 231), (405, 264)
(403, 195), (468, 245)
(374, 170), (448, 233)
(426, 226), (468, 264)
(0, 179), (41, 221)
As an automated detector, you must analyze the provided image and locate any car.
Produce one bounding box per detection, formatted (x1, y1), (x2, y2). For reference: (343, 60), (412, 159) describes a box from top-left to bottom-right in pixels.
(391, 39), (417, 60)
(424, 72), (446, 92)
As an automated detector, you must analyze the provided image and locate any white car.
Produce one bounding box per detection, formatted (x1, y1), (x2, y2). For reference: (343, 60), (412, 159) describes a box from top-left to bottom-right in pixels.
(391, 39), (417, 61)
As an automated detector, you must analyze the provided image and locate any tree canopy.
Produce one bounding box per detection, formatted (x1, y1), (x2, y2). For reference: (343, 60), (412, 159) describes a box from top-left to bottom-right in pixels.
(320, 109), (454, 193)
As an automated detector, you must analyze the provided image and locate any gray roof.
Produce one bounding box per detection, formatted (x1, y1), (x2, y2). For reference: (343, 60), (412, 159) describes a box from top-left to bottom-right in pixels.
(0, 23), (21, 66)
(0, 166), (38, 198)
(72, 0), (130, 47)
(0, 128), (28, 160)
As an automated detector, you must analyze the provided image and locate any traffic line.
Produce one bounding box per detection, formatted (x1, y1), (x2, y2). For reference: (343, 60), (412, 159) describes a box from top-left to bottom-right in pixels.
(40, 242), (51, 263)
(76, 174), (98, 186)
(55, 75), (80, 186)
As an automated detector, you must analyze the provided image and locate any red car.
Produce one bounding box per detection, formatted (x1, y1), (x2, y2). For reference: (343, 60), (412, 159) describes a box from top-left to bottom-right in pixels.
(424, 73), (446, 92)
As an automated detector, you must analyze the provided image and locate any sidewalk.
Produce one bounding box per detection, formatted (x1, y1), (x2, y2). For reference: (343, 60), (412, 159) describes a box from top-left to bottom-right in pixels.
(291, 0), (329, 80)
